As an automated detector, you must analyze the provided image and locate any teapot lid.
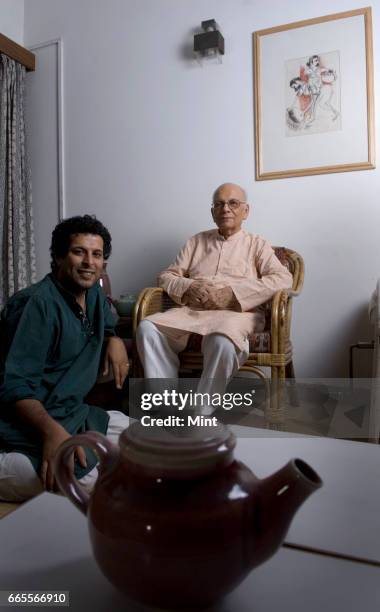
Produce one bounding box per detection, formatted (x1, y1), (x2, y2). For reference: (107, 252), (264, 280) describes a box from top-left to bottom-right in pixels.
(120, 420), (236, 478)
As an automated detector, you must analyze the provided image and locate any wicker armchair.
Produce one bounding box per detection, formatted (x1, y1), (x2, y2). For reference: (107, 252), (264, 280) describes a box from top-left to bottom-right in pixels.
(133, 247), (304, 412)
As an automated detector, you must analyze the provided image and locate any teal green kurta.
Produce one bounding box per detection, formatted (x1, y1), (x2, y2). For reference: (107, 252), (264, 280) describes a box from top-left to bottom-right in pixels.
(0, 273), (116, 478)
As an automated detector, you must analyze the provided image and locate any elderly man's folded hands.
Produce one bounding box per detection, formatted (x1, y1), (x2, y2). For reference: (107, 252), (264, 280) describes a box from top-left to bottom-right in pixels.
(183, 281), (239, 311)
(183, 281), (212, 307)
(203, 286), (240, 310)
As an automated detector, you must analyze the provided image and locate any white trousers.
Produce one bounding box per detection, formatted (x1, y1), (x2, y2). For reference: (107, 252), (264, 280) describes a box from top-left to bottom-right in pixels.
(0, 410), (129, 503)
(136, 320), (249, 397)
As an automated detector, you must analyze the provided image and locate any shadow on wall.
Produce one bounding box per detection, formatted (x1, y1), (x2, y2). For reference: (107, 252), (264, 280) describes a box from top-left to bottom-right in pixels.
(309, 303), (373, 378)
(178, 27), (199, 62)
(113, 241), (180, 296)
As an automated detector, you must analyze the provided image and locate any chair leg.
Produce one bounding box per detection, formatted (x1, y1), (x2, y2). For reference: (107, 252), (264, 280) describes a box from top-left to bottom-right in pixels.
(268, 366), (285, 430)
(285, 361), (295, 378)
(285, 360), (300, 407)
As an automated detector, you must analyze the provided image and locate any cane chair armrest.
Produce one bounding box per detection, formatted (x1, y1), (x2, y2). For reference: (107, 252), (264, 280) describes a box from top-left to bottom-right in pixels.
(270, 285), (302, 354)
(133, 287), (165, 335)
(287, 288), (301, 298)
(270, 288), (289, 354)
(283, 248), (304, 295)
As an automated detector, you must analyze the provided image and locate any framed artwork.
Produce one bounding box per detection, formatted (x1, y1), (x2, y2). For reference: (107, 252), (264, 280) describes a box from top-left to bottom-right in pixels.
(253, 7), (375, 180)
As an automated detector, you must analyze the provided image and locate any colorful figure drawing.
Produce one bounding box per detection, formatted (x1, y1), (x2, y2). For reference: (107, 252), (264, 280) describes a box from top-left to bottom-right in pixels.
(287, 54), (339, 132)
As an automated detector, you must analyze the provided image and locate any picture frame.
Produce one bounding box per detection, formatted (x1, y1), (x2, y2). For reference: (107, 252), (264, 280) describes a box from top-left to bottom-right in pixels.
(253, 7), (375, 180)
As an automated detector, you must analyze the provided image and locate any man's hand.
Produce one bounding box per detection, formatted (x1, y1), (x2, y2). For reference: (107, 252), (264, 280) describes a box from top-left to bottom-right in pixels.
(103, 336), (129, 389)
(41, 422), (87, 492)
(203, 286), (240, 311)
(183, 281), (214, 308)
(14, 399), (87, 492)
(183, 282), (240, 310)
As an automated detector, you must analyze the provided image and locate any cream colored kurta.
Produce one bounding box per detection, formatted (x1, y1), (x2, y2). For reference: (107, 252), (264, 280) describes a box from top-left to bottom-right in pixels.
(147, 229), (293, 351)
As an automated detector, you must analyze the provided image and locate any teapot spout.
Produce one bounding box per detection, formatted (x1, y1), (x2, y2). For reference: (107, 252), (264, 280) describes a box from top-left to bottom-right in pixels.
(250, 459), (322, 567)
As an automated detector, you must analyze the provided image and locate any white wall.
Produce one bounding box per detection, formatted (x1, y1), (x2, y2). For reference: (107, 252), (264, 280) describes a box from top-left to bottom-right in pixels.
(0, 0), (24, 44)
(26, 42), (62, 278)
(23, 0), (380, 377)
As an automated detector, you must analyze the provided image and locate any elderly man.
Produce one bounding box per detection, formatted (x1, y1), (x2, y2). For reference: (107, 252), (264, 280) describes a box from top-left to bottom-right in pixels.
(0, 215), (129, 501)
(136, 183), (292, 395)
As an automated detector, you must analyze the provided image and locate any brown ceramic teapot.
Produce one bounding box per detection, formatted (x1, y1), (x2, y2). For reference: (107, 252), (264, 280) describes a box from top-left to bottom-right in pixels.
(54, 422), (322, 609)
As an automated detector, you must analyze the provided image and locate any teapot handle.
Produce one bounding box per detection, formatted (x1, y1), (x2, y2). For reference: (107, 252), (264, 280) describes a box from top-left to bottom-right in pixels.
(53, 431), (119, 516)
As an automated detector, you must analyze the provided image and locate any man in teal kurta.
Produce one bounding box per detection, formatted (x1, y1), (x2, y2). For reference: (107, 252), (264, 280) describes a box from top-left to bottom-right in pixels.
(0, 215), (129, 501)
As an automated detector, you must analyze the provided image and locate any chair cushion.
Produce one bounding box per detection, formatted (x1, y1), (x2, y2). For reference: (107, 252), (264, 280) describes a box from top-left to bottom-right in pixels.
(248, 331), (271, 353)
(273, 246), (288, 268)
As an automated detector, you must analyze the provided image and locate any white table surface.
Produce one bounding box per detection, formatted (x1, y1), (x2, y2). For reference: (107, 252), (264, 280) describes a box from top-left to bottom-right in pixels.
(1, 427), (380, 611)
(0, 493), (379, 612)
(230, 426), (380, 563)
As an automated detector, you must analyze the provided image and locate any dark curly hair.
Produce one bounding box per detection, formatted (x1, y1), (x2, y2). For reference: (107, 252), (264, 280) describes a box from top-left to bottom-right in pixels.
(50, 215), (112, 271)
